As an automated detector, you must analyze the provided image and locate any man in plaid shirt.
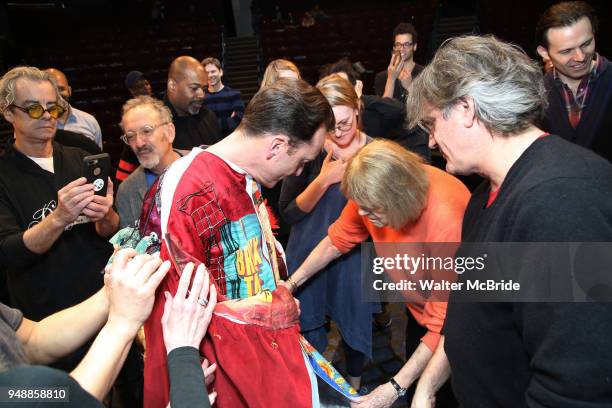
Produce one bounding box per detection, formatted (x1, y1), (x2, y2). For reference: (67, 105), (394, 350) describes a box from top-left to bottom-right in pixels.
(536, 1), (611, 162)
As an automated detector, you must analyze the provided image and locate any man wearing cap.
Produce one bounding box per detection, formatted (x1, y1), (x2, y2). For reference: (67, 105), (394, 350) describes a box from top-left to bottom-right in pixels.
(44, 68), (103, 149)
(125, 70), (153, 98)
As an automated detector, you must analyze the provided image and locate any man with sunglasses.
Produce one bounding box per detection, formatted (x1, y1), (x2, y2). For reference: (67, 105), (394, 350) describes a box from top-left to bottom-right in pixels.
(0, 66), (118, 370)
(116, 96), (188, 228)
(374, 22), (424, 103)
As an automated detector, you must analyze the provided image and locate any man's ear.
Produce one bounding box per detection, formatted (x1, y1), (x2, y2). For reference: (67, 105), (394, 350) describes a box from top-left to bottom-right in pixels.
(2, 108), (14, 124)
(537, 45), (550, 62)
(167, 78), (176, 92)
(413, 42), (418, 52)
(166, 122), (176, 144)
(266, 135), (290, 160)
(459, 97), (476, 128)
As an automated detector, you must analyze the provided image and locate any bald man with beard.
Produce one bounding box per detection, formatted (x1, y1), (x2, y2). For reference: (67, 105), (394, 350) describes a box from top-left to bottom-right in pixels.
(165, 56), (222, 149)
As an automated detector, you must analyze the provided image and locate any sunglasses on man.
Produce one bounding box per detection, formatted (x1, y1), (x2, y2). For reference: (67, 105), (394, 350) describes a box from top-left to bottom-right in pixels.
(10, 103), (66, 119)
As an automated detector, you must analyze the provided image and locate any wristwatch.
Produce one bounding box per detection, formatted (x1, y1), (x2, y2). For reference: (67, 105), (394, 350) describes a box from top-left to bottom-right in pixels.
(389, 377), (407, 397)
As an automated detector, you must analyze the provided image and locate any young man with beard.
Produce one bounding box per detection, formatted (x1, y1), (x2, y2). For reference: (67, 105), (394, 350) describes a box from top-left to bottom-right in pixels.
(374, 22), (424, 103)
(201, 57), (245, 137)
(536, 1), (611, 162)
(115, 96), (187, 228)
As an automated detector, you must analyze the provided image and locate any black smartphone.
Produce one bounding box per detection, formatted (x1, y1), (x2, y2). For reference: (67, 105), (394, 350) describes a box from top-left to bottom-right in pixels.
(82, 153), (110, 196)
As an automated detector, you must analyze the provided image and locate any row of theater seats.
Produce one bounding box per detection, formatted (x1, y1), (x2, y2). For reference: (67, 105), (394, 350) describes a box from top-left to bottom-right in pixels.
(260, 2), (437, 87)
(21, 19), (223, 163)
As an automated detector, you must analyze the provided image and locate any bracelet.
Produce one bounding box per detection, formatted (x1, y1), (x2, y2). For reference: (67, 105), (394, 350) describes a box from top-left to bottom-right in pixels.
(286, 276), (298, 291)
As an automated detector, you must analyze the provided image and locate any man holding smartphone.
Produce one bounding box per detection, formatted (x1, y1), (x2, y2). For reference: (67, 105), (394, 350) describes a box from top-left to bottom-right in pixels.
(374, 22), (424, 103)
(0, 66), (119, 370)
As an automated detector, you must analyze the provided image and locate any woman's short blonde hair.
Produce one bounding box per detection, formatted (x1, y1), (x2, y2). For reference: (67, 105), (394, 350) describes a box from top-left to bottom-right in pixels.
(342, 139), (429, 229)
(260, 59), (301, 89)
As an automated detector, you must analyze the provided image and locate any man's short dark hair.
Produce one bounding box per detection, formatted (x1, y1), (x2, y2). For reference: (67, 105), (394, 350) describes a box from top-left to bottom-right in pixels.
(319, 57), (360, 85)
(201, 57), (222, 70)
(535, 1), (598, 49)
(238, 78), (334, 146)
(392, 22), (418, 44)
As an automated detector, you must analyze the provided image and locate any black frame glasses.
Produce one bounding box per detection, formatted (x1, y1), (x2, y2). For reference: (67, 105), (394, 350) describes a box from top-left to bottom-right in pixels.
(393, 41), (414, 50)
(10, 103), (66, 119)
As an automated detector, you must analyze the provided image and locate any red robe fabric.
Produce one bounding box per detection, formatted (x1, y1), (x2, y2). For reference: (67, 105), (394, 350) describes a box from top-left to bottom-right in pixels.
(142, 149), (311, 408)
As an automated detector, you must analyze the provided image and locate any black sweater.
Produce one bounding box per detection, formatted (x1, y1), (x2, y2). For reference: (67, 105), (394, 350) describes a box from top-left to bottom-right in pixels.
(0, 142), (110, 321)
(445, 136), (612, 407)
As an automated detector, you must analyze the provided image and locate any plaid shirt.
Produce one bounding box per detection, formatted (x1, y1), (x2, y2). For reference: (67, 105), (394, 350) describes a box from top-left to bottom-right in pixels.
(553, 54), (603, 128)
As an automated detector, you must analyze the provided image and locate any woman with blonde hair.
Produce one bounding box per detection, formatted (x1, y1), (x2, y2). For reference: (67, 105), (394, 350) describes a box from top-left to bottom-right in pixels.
(284, 139), (470, 407)
(260, 59), (300, 89)
(279, 73), (372, 392)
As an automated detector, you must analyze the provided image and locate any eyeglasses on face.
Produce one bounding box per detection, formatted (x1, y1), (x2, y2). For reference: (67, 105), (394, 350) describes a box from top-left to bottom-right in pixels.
(393, 41), (414, 50)
(120, 122), (169, 144)
(10, 103), (66, 119)
(417, 119), (433, 135)
(333, 114), (355, 133)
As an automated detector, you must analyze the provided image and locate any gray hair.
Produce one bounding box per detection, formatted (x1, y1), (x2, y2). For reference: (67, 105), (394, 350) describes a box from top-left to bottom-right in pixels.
(0, 66), (66, 113)
(407, 35), (548, 135)
(121, 95), (173, 125)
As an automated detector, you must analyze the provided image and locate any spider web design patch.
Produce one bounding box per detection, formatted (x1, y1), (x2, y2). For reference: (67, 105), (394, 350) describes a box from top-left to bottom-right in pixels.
(176, 182), (240, 297)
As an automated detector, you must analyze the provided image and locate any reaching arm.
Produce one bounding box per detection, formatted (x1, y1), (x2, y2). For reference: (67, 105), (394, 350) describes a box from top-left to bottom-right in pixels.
(351, 342), (433, 408)
(282, 236), (343, 291)
(162, 263), (217, 408)
(411, 337), (451, 408)
(69, 252), (169, 400)
(16, 289), (109, 365)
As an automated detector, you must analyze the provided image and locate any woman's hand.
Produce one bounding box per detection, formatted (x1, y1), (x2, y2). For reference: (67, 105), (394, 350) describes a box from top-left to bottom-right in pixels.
(161, 263), (217, 353)
(318, 149), (348, 187)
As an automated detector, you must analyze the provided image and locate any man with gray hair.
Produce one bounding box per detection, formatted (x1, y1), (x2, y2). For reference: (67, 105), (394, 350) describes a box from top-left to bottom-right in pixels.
(115, 96), (187, 228)
(0, 66), (118, 367)
(406, 35), (612, 407)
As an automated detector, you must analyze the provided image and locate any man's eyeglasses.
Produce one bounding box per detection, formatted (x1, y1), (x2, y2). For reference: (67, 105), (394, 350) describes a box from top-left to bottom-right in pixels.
(393, 41), (414, 50)
(10, 103), (66, 119)
(417, 120), (433, 135)
(120, 122), (169, 144)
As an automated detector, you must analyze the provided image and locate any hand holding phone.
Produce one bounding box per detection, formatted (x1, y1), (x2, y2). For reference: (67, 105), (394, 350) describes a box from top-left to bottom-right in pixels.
(82, 153), (110, 196)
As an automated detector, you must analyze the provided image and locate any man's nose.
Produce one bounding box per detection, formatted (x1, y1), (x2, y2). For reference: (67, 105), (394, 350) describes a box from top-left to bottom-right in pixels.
(573, 48), (586, 62)
(428, 134), (437, 149)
